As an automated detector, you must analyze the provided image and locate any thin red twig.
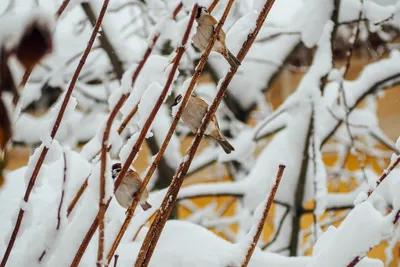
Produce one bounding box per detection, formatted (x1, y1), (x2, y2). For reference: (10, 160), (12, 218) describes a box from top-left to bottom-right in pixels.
(38, 151), (68, 262)
(208, 0), (219, 13)
(367, 156), (400, 197)
(134, 1), (277, 266)
(347, 155), (400, 266)
(56, 0), (72, 18)
(57, 152), (68, 230)
(0, 1), (110, 266)
(240, 165), (285, 267)
(97, 96), (127, 267)
(66, 177), (88, 217)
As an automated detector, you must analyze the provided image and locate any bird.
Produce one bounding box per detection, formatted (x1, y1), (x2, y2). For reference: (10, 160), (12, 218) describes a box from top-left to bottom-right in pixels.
(192, 6), (241, 68)
(172, 94), (235, 154)
(111, 163), (152, 212)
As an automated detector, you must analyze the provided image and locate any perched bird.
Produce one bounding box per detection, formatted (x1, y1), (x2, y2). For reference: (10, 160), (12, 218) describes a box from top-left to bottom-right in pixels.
(172, 94), (235, 154)
(192, 6), (241, 68)
(111, 163), (152, 211)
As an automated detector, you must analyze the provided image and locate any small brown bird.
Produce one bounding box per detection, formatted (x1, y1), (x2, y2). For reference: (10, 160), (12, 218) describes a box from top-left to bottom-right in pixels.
(112, 163), (152, 211)
(172, 94), (235, 154)
(192, 6), (240, 68)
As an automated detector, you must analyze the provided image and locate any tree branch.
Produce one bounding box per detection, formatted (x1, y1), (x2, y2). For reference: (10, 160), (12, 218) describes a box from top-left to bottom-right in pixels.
(81, 2), (124, 80)
(289, 106), (313, 256)
(240, 165), (285, 267)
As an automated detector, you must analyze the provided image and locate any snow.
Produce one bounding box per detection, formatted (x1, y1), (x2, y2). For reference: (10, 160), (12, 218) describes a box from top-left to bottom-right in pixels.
(152, 105), (182, 169)
(137, 82), (163, 129)
(218, 129), (256, 163)
(120, 56), (170, 119)
(119, 132), (140, 166)
(306, 202), (392, 267)
(291, 0), (334, 48)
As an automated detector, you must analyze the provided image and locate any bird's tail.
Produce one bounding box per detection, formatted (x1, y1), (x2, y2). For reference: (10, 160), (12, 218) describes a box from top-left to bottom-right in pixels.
(224, 49), (241, 68)
(140, 201), (152, 211)
(216, 138), (235, 154)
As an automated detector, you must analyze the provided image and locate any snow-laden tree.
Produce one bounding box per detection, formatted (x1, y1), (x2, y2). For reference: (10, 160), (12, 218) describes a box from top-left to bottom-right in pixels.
(0, 0), (399, 266)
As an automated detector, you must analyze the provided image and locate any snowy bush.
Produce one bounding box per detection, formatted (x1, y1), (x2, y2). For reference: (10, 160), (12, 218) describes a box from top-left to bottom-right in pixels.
(0, 0), (399, 266)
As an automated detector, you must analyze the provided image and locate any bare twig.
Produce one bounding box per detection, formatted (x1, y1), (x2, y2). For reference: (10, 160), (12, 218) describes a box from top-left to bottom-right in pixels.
(337, 6), (367, 183)
(262, 202), (290, 250)
(208, 0), (219, 13)
(66, 176), (89, 217)
(38, 151), (68, 262)
(240, 165), (285, 267)
(257, 31), (300, 43)
(82, 3), (124, 79)
(56, 0), (72, 18)
(57, 152), (68, 230)
(348, 209), (399, 267)
(367, 156), (400, 197)
(172, 2), (183, 18)
(252, 107), (287, 140)
(118, 105), (138, 134)
(0, 1), (110, 266)
(346, 155), (400, 266)
(310, 107), (319, 243)
(97, 96), (127, 267)
(70, 5), (195, 267)
(289, 107), (313, 256)
(134, 1), (277, 266)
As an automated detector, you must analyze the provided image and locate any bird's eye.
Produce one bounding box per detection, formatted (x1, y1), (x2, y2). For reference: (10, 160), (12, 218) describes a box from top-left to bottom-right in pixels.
(196, 7), (202, 18)
(171, 94), (182, 107)
(112, 163), (122, 173)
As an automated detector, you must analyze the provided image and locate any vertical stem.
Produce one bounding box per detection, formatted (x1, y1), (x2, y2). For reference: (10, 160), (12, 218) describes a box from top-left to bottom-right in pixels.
(56, 0), (72, 18)
(208, 0), (219, 13)
(240, 165), (285, 267)
(57, 152), (68, 230)
(81, 2), (124, 80)
(289, 108), (313, 256)
(66, 177), (88, 217)
(97, 96), (127, 267)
